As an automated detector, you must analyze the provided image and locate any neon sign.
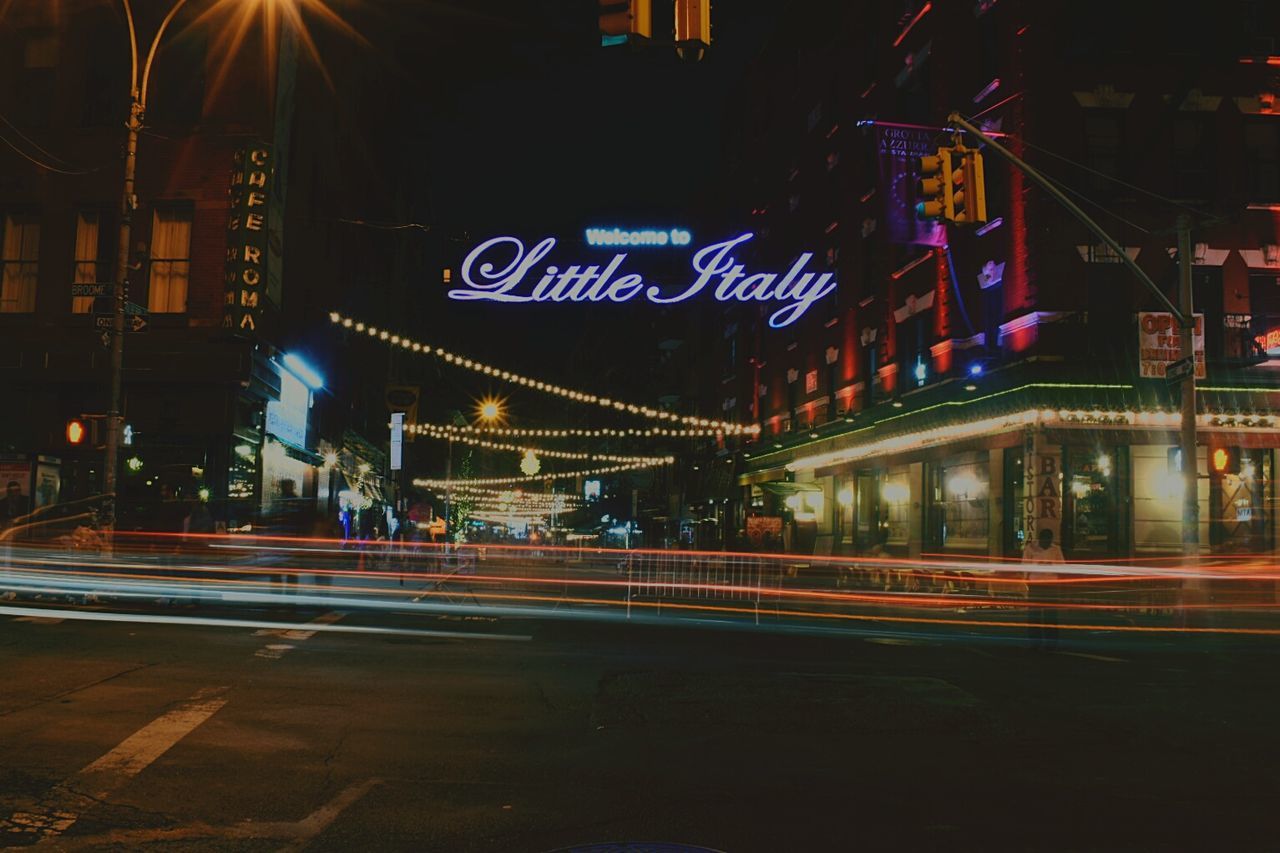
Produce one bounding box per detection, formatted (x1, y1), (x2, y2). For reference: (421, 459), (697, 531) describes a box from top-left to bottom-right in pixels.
(585, 227), (692, 247)
(1257, 327), (1280, 354)
(449, 233), (836, 329)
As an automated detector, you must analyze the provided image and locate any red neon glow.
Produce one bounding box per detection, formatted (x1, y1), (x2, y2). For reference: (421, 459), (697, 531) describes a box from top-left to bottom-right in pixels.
(1256, 327), (1280, 352)
(892, 1), (932, 48)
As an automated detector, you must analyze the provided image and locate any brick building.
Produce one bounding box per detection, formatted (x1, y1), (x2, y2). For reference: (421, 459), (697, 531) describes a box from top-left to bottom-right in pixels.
(712, 0), (1280, 559)
(0, 0), (365, 525)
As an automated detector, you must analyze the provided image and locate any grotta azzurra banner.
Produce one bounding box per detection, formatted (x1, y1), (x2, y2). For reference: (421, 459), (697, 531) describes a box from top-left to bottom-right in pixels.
(447, 233), (836, 329)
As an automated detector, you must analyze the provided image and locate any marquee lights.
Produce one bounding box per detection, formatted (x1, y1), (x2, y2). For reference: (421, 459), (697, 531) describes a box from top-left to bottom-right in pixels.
(448, 233), (836, 329)
(329, 311), (757, 434)
(413, 456), (674, 488)
(424, 423), (728, 438)
(408, 424), (677, 462)
(783, 407), (1279, 473)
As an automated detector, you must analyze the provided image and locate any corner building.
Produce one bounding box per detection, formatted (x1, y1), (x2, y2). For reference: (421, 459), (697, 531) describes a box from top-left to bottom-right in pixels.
(0, 2), (333, 524)
(716, 0), (1280, 560)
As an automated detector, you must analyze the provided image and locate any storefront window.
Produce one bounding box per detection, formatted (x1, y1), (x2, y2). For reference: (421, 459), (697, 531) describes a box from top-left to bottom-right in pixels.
(926, 452), (990, 553)
(836, 476), (855, 548)
(1003, 447), (1025, 555)
(882, 467), (911, 551)
(1063, 446), (1127, 557)
(1133, 445), (1208, 554)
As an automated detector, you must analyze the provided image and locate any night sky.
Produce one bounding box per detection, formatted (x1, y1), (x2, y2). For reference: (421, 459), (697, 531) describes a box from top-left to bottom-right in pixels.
(321, 0), (791, 443)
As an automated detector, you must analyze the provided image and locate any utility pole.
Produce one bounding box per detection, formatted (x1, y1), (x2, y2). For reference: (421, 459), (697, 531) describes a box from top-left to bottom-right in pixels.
(946, 112), (1199, 557)
(1177, 216), (1199, 557)
(103, 0), (190, 540)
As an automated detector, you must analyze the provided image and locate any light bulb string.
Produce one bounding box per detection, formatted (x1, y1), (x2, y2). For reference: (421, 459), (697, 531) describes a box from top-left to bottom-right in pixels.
(330, 311), (758, 434)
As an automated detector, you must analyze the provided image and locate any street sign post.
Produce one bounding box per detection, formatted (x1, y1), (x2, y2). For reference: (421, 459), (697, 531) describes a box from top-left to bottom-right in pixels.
(1166, 356), (1194, 385)
(95, 313), (148, 333)
(71, 282), (113, 299)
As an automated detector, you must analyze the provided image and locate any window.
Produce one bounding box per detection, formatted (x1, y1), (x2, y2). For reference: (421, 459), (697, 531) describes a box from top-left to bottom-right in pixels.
(1173, 117), (1212, 200)
(72, 212), (108, 313)
(148, 206), (192, 313)
(1083, 113), (1122, 194)
(1, 215), (40, 313)
(1244, 122), (1280, 202)
(21, 31), (57, 127)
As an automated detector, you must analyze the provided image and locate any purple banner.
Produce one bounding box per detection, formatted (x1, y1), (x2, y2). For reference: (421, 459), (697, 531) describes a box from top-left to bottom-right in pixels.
(876, 125), (946, 247)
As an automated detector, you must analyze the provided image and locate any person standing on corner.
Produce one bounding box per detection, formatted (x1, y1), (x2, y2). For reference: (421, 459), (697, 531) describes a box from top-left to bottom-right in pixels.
(1022, 528), (1065, 649)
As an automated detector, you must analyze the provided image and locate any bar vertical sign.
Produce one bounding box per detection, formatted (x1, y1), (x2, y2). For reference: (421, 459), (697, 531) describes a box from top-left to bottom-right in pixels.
(390, 412), (404, 471)
(223, 144), (273, 336)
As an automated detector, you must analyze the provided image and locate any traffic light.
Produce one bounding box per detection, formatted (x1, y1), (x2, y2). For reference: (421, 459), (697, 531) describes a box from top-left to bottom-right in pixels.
(952, 146), (988, 225)
(599, 0), (651, 45)
(1211, 447), (1241, 475)
(66, 419), (87, 446)
(915, 148), (955, 221)
(674, 0), (711, 61)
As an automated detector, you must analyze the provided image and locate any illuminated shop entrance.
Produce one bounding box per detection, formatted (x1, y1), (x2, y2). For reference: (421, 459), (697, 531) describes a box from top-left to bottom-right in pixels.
(1209, 448), (1272, 554)
(1062, 446), (1129, 558)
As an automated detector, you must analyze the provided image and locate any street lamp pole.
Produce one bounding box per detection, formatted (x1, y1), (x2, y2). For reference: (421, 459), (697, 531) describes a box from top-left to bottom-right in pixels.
(103, 0), (191, 537)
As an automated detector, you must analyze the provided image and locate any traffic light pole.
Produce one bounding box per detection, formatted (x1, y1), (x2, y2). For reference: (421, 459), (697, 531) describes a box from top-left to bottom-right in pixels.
(946, 111), (1199, 557)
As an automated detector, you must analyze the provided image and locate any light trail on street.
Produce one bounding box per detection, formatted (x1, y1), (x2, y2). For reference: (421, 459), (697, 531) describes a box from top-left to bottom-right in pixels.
(5, 533), (1280, 643)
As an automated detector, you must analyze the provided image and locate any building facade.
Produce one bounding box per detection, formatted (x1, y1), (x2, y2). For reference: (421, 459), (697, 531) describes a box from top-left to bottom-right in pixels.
(713, 0), (1280, 559)
(0, 1), (344, 527)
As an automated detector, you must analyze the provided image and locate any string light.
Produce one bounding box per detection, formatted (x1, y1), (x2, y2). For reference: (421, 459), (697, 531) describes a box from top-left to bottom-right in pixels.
(330, 311), (758, 434)
(408, 423), (670, 463)
(413, 456), (674, 488)
(415, 422), (728, 439)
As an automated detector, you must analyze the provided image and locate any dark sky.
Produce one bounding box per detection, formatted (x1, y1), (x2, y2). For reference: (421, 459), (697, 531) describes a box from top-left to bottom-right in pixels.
(422, 0), (778, 231)
(310, 0), (796, 460)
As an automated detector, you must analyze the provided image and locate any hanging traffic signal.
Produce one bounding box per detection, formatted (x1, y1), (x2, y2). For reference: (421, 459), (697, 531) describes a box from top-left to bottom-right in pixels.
(66, 419), (87, 445)
(1211, 447), (1241, 475)
(952, 146), (988, 225)
(674, 0), (711, 61)
(915, 148), (955, 221)
(599, 0), (651, 45)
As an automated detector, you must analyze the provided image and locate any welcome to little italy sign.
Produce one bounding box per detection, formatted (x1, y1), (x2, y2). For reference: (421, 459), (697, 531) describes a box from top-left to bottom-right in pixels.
(447, 232), (836, 329)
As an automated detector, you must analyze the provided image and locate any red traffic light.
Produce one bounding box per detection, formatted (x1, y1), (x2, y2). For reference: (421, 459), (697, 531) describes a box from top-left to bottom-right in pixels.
(66, 419), (87, 445)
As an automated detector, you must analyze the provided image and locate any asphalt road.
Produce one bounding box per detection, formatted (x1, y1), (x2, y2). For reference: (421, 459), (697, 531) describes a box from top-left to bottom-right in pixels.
(0, 601), (1277, 852)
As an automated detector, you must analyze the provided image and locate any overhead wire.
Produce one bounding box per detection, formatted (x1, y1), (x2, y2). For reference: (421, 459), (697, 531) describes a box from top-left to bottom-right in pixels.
(0, 109), (107, 175)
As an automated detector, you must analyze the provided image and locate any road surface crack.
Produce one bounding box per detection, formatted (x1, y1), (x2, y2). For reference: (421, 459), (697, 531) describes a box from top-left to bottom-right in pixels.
(0, 662), (157, 718)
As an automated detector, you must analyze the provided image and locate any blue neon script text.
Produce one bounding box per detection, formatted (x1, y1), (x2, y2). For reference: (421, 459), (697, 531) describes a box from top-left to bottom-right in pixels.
(449, 233), (836, 329)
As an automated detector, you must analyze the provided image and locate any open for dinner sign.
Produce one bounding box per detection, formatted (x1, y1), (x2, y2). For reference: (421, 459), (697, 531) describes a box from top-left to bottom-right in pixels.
(1138, 312), (1205, 379)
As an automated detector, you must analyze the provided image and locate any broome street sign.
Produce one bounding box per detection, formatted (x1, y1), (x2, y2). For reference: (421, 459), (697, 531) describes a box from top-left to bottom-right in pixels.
(448, 232), (836, 329)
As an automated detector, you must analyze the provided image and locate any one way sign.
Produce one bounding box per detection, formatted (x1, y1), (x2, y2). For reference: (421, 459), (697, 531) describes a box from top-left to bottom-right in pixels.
(94, 314), (149, 333)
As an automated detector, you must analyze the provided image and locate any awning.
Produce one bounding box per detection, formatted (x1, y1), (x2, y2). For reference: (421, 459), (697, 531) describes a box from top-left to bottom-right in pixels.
(757, 481), (823, 497)
(740, 465), (789, 486)
(270, 435), (323, 466)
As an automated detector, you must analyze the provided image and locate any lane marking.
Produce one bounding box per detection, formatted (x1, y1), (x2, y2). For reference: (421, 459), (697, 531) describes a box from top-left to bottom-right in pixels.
(0, 605), (531, 642)
(255, 610), (345, 641)
(30, 778), (382, 850)
(253, 611), (345, 660)
(254, 643), (295, 660)
(0, 686), (228, 842)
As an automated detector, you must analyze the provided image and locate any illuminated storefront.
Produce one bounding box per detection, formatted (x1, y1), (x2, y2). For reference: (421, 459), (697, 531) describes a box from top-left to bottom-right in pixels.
(742, 381), (1280, 559)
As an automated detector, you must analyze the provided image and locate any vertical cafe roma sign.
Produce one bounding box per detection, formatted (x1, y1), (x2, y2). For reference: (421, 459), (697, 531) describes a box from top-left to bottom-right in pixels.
(223, 144), (273, 335)
(447, 233), (837, 329)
